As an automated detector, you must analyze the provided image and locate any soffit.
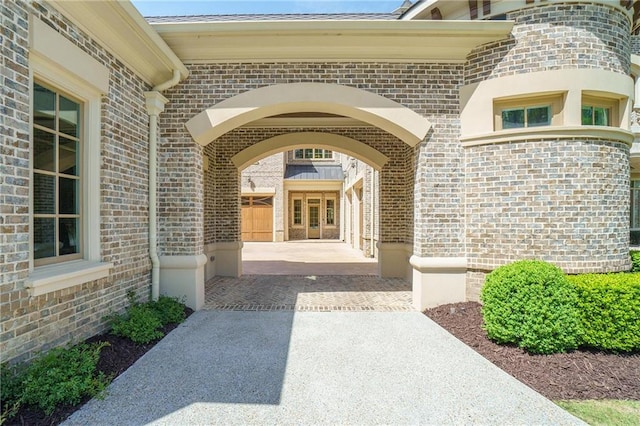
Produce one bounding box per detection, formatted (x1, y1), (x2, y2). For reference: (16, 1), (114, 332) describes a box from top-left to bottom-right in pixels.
(150, 20), (514, 63)
(49, 1), (188, 86)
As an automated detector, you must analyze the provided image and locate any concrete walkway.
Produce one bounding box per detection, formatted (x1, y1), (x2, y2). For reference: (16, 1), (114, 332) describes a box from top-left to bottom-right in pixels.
(242, 241), (377, 275)
(64, 311), (583, 425)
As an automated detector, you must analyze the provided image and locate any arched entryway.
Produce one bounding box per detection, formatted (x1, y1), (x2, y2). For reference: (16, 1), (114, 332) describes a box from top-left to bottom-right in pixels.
(158, 81), (467, 312)
(191, 84), (429, 283)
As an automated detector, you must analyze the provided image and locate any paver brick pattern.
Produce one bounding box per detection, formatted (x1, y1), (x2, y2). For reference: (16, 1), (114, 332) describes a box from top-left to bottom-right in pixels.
(205, 275), (414, 312)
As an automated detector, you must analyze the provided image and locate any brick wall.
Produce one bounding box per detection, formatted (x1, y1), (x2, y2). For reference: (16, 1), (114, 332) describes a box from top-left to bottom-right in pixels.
(466, 2), (630, 84)
(1, 0), (152, 363)
(461, 1), (632, 299)
(631, 35), (640, 56)
(166, 62), (464, 257)
(465, 138), (630, 275)
(201, 126), (412, 246)
(241, 152), (284, 240)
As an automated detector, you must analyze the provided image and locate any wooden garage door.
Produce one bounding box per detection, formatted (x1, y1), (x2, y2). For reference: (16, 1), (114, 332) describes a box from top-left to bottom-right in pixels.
(241, 196), (273, 242)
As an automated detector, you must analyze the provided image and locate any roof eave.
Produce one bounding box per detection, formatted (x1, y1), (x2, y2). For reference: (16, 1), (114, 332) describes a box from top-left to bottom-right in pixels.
(151, 20), (515, 63)
(49, 0), (188, 86)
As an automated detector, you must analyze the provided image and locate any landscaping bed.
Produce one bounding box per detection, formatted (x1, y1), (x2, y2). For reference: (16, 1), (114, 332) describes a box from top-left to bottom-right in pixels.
(4, 306), (193, 426)
(424, 301), (640, 401)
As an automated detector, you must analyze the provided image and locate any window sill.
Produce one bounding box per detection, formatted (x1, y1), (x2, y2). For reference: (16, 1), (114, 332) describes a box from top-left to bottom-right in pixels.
(460, 126), (634, 147)
(26, 260), (113, 297)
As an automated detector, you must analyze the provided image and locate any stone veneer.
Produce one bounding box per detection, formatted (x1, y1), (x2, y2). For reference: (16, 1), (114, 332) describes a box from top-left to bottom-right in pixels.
(1, 0), (152, 362)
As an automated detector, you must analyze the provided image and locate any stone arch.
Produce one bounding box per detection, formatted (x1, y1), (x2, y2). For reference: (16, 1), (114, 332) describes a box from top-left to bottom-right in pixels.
(231, 132), (389, 171)
(186, 83), (432, 147)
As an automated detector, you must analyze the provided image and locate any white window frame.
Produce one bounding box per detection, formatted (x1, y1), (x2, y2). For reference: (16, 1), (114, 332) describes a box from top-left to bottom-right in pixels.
(581, 95), (618, 127)
(32, 80), (84, 266)
(292, 148), (333, 160)
(494, 94), (564, 131)
(27, 18), (111, 296)
(292, 196), (304, 227)
(325, 196), (337, 227)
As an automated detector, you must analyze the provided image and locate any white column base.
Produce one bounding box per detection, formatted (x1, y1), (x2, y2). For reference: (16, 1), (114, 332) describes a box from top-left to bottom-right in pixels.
(204, 243), (216, 282)
(159, 254), (207, 310)
(378, 243), (412, 279)
(410, 256), (467, 311)
(215, 241), (243, 277)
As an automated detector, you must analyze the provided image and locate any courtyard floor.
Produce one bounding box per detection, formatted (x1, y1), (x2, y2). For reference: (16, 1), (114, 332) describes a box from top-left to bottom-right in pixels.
(206, 241), (412, 311)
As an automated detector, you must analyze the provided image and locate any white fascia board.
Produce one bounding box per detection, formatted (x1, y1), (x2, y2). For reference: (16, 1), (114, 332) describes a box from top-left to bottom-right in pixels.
(152, 20), (514, 63)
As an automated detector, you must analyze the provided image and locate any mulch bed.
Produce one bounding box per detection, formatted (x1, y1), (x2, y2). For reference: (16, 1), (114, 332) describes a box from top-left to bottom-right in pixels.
(424, 302), (640, 401)
(8, 303), (639, 425)
(5, 307), (193, 426)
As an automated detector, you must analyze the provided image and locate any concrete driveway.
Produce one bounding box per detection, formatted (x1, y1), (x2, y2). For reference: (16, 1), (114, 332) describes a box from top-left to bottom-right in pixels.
(64, 310), (583, 425)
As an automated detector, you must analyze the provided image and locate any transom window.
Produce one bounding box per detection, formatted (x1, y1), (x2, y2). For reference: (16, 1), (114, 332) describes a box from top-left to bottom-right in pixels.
(501, 105), (551, 129)
(33, 82), (82, 265)
(293, 148), (332, 160)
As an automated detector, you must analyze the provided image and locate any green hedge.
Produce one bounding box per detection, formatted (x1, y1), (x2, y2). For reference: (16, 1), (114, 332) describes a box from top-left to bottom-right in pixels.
(480, 260), (580, 354)
(567, 273), (640, 352)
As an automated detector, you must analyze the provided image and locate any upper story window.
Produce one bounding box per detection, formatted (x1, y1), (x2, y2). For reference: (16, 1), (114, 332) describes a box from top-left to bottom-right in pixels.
(501, 105), (551, 129)
(581, 95), (619, 127)
(494, 94), (563, 131)
(33, 82), (82, 266)
(293, 148), (332, 160)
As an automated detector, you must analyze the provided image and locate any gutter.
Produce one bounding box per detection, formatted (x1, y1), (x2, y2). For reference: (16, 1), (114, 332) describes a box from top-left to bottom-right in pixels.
(145, 70), (182, 301)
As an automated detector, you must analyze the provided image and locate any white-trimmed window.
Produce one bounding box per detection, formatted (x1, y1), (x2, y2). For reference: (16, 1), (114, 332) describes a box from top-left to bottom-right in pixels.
(501, 105), (551, 129)
(494, 94), (563, 131)
(293, 148), (333, 159)
(33, 82), (82, 266)
(27, 17), (111, 296)
(325, 198), (336, 226)
(292, 198), (303, 226)
(581, 96), (618, 127)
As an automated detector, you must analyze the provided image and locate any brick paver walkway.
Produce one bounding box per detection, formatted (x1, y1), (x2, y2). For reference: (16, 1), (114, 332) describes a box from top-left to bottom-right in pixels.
(205, 275), (413, 311)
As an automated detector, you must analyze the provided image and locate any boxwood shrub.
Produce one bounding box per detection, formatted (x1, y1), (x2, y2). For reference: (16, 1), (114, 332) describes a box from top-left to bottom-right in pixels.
(481, 260), (580, 354)
(567, 273), (640, 352)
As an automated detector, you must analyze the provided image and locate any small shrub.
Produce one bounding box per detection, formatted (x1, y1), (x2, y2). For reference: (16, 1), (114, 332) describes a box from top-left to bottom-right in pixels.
(567, 273), (640, 352)
(108, 296), (186, 345)
(481, 260), (580, 354)
(631, 251), (640, 273)
(1, 362), (26, 422)
(109, 304), (164, 344)
(1, 342), (110, 418)
(150, 296), (186, 325)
